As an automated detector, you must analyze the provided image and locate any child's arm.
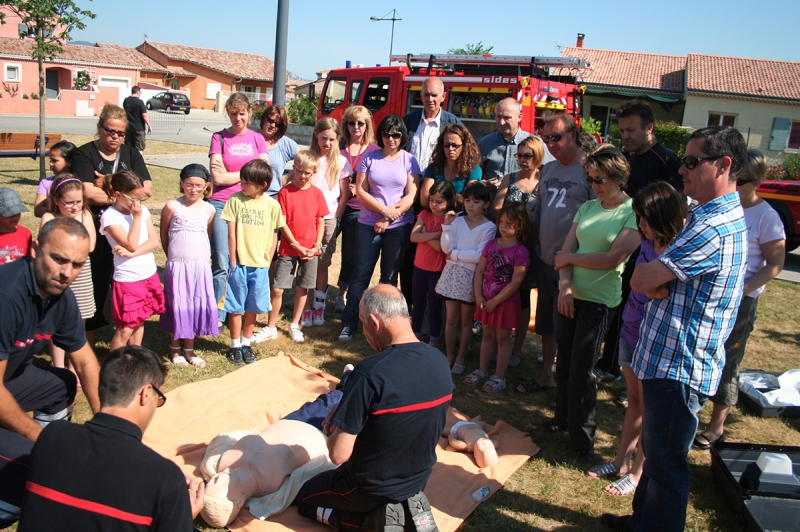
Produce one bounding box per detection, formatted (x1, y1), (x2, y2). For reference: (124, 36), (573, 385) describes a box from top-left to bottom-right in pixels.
(410, 217), (443, 244)
(269, 229), (278, 265)
(314, 216), (325, 257)
(227, 221), (237, 269)
(484, 264), (527, 314)
(280, 225), (313, 258)
(451, 223), (494, 264)
(114, 215), (160, 258)
(160, 199), (176, 257)
(81, 210), (97, 253)
(206, 203), (216, 238)
(427, 235), (443, 252)
(105, 201), (143, 254)
(39, 212), (54, 231)
(474, 256), (487, 309)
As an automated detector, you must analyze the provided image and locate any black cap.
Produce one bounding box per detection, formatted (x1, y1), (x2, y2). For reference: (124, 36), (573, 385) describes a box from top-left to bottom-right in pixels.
(180, 163), (210, 182)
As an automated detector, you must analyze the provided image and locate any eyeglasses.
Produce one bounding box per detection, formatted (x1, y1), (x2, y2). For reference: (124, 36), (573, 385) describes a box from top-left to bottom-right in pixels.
(681, 155), (723, 170)
(293, 167), (315, 178)
(586, 176), (610, 185)
(515, 152), (535, 160)
(121, 192), (148, 203)
(348, 120), (366, 128)
(541, 133), (563, 143)
(442, 143), (462, 150)
(59, 199), (83, 208)
(101, 125), (126, 138)
(182, 183), (207, 190)
(264, 117), (282, 127)
(382, 132), (403, 140)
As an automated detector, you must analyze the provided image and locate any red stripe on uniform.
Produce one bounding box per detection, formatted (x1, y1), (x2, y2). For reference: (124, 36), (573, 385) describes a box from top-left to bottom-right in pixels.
(26, 482), (153, 526)
(372, 393), (452, 415)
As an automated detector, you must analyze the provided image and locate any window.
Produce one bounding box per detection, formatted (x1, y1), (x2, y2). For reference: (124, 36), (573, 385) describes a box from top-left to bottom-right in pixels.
(363, 78), (390, 113)
(788, 122), (800, 151)
(708, 113), (735, 127)
(171, 79), (179, 90)
(4, 63), (21, 83)
(206, 83), (221, 100)
(350, 80), (364, 105)
(320, 78), (346, 113)
(769, 117), (800, 151)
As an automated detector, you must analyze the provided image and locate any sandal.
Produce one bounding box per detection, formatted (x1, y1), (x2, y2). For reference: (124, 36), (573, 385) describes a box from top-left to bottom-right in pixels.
(693, 431), (725, 450)
(514, 379), (553, 393)
(463, 369), (487, 386)
(604, 474), (637, 497)
(482, 375), (506, 393)
(184, 350), (206, 369)
(170, 346), (189, 366)
(509, 352), (523, 368)
(451, 363), (465, 375)
(586, 461), (619, 479)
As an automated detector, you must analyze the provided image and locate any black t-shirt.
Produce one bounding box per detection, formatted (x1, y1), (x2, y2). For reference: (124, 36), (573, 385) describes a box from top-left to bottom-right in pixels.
(123, 96), (147, 131)
(332, 342), (454, 501)
(18, 413), (194, 531)
(0, 257), (86, 381)
(71, 142), (151, 215)
(626, 142), (683, 197)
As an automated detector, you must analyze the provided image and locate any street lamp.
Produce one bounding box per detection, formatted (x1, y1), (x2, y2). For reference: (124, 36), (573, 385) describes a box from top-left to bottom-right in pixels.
(370, 9), (401, 63)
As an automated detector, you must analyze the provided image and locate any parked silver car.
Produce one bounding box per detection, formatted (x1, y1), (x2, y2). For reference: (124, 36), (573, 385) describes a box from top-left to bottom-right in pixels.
(146, 92), (191, 114)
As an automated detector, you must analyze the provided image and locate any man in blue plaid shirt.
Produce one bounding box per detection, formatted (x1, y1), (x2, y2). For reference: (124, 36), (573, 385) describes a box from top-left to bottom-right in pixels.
(602, 126), (748, 532)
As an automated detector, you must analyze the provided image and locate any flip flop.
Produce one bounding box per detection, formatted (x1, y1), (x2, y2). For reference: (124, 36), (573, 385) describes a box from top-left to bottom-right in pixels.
(514, 379), (553, 393)
(604, 474), (637, 497)
(586, 461), (619, 479)
(693, 431), (725, 450)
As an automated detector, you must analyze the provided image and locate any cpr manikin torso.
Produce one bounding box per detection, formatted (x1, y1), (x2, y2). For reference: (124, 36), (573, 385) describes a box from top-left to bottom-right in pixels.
(201, 419), (329, 527)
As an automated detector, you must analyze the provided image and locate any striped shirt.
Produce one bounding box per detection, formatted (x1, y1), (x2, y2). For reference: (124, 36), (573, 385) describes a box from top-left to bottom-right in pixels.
(633, 192), (746, 396)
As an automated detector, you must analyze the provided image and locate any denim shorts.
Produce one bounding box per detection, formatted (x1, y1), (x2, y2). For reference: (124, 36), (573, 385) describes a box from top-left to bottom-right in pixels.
(222, 264), (271, 315)
(618, 337), (635, 369)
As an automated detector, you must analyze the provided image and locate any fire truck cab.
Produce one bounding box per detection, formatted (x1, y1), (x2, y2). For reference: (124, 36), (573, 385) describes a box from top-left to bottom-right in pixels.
(317, 53), (590, 141)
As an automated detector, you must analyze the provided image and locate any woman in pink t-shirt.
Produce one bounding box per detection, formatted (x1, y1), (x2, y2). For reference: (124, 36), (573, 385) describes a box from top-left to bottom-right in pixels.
(207, 93), (269, 325)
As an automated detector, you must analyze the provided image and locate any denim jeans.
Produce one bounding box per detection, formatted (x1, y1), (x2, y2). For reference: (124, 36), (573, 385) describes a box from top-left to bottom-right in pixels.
(208, 199), (229, 323)
(554, 298), (615, 453)
(630, 378), (707, 532)
(341, 222), (412, 330)
(336, 206), (361, 290)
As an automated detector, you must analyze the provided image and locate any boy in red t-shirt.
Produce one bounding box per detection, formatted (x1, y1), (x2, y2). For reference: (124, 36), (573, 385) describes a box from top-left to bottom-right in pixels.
(0, 188), (32, 265)
(267, 151), (328, 343)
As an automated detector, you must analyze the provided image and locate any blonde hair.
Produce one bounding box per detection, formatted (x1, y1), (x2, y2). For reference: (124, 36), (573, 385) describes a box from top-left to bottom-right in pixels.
(97, 103), (127, 132)
(47, 174), (88, 216)
(293, 149), (320, 172)
(582, 144), (630, 189)
(739, 148), (768, 186)
(340, 105), (375, 147)
(311, 117), (341, 190)
(225, 92), (252, 122)
(518, 136), (545, 169)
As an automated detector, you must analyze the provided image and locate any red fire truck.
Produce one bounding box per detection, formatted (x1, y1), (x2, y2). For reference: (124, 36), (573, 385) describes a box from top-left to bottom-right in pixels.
(757, 180), (800, 251)
(316, 53), (590, 140)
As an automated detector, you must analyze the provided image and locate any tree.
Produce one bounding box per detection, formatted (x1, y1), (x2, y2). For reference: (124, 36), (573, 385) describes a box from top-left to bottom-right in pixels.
(1, 1), (95, 179)
(447, 42), (494, 55)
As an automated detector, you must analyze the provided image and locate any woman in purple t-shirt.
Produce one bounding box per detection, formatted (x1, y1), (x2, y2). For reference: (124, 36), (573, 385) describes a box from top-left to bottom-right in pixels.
(207, 93), (269, 325)
(338, 114), (421, 342)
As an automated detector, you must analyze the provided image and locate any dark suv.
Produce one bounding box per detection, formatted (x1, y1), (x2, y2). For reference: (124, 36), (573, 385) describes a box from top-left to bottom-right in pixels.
(146, 92), (191, 114)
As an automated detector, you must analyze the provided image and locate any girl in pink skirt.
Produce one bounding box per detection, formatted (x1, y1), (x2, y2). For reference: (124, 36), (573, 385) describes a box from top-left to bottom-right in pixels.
(469, 202), (530, 393)
(159, 164), (219, 368)
(100, 170), (165, 351)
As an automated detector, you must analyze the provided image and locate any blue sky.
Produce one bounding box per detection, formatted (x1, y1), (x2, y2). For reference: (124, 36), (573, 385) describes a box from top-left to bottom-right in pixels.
(71, 0), (799, 81)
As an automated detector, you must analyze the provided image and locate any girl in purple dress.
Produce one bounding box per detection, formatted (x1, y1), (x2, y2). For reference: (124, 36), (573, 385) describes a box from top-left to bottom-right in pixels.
(159, 164), (220, 367)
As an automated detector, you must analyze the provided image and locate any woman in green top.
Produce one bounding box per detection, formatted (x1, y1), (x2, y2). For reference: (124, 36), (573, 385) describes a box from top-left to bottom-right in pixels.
(546, 145), (641, 461)
(419, 123), (482, 209)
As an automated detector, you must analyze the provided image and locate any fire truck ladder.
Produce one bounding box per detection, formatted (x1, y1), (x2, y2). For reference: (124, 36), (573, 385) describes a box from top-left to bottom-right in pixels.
(390, 53), (590, 73)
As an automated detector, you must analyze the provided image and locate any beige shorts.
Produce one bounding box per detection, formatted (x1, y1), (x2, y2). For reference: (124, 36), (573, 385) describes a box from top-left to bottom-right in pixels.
(318, 218), (339, 268)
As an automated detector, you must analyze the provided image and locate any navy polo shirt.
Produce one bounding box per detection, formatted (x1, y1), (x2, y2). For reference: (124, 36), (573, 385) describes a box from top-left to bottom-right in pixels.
(18, 413), (195, 531)
(0, 257), (86, 381)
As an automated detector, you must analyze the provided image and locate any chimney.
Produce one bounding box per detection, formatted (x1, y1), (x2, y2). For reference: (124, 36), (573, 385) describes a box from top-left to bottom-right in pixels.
(577, 33), (585, 48)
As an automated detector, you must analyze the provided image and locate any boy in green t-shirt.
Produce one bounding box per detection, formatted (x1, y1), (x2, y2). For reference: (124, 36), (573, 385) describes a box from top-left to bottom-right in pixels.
(220, 160), (284, 366)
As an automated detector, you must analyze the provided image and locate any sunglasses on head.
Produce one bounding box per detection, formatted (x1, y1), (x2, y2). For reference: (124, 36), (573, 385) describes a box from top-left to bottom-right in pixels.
(382, 132), (403, 140)
(102, 125), (126, 138)
(681, 155), (723, 170)
(348, 120), (366, 128)
(541, 133), (563, 143)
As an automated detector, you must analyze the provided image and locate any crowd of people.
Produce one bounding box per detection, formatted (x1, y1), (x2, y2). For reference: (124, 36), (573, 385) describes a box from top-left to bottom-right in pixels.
(0, 77), (787, 532)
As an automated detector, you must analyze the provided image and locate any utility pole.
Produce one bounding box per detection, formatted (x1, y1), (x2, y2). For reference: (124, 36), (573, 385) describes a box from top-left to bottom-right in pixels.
(273, 0), (289, 107)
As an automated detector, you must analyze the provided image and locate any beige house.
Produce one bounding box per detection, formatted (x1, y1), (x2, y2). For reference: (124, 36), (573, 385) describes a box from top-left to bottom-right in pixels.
(563, 46), (800, 162)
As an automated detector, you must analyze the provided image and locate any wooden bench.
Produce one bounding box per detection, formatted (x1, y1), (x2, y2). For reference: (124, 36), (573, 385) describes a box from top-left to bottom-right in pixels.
(0, 132), (63, 159)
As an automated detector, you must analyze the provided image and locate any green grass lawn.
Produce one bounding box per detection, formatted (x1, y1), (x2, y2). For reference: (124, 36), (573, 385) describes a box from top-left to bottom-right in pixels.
(1, 139), (799, 531)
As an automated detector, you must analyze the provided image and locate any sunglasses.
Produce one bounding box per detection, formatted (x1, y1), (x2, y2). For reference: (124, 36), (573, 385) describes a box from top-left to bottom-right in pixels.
(541, 133), (563, 143)
(348, 120), (366, 128)
(102, 125), (126, 138)
(586, 176), (609, 185)
(681, 155), (723, 170)
(59, 199), (83, 208)
(121, 192), (148, 203)
(382, 132), (403, 140)
(515, 152), (535, 160)
(141, 383), (167, 407)
(264, 117), (282, 126)
(443, 143), (462, 150)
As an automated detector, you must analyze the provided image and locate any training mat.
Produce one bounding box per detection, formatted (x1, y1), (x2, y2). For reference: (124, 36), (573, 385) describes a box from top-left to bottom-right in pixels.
(144, 353), (540, 531)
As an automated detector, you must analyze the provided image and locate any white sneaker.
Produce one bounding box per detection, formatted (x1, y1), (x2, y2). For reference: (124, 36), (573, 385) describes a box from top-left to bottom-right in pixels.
(334, 295), (346, 313)
(251, 326), (277, 343)
(301, 309), (313, 327)
(313, 307), (325, 326)
(289, 324), (305, 343)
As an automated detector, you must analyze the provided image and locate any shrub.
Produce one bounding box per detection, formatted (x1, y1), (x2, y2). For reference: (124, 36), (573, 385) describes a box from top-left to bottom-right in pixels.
(252, 107), (265, 120)
(581, 117), (602, 135)
(22, 93), (28, 99)
(604, 121), (693, 158)
(287, 96), (318, 126)
(785, 152), (800, 180)
(72, 70), (92, 91)
(30, 92), (39, 100)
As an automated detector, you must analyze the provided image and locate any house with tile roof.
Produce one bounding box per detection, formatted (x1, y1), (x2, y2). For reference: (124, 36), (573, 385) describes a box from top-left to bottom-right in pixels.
(562, 42), (800, 161)
(1, 36), (167, 115)
(137, 41), (275, 110)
